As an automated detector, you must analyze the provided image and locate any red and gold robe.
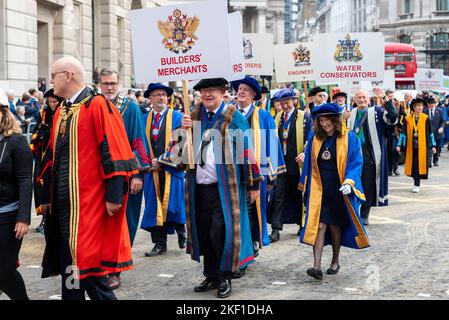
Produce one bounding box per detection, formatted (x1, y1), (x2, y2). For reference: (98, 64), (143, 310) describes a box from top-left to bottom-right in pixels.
(42, 90), (138, 280)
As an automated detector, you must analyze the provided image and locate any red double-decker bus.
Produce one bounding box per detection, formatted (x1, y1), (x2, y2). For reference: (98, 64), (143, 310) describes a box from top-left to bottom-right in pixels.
(385, 43), (417, 90)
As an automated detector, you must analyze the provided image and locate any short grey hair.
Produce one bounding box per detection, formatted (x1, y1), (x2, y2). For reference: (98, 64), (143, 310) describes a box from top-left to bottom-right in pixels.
(100, 68), (120, 80)
(5, 89), (14, 97)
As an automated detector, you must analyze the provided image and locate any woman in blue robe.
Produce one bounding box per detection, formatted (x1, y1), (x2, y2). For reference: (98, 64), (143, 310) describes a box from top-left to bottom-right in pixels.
(298, 103), (369, 280)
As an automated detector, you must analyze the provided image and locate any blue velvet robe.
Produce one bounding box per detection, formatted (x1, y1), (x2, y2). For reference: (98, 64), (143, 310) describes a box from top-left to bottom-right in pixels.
(114, 95), (150, 245)
(299, 131), (369, 249)
(140, 109), (186, 231)
(183, 103), (263, 272)
(244, 105), (286, 247)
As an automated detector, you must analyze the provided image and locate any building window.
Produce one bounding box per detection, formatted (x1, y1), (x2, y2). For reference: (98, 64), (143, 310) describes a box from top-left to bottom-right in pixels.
(431, 32), (449, 49)
(437, 0), (449, 11)
(399, 35), (411, 44)
(404, 0), (412, 13)
(431, 53), (449, 74)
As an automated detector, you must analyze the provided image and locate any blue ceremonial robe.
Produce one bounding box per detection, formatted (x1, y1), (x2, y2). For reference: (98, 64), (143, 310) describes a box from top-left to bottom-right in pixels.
(244, 105), (286, 247)
(180, 103), (263, 272)
(348, 105), (397, 207)
(441, 106), (449, 144)
(299, 131), (369, 249)
(140, 109), (186, 231)
(114, 95), (150, 245)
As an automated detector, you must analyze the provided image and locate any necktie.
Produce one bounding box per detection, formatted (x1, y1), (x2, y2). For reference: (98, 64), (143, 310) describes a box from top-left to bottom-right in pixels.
(152, 113), (161, 141)
(284, 113), (289, 122)
(239, 109), (245, 114)
(200, 112), (215, 168)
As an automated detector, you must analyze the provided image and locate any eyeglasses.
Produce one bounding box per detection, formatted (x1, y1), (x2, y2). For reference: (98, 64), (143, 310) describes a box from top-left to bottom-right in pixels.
(100, 82), (119, 87)
(51, 71), (69, 79)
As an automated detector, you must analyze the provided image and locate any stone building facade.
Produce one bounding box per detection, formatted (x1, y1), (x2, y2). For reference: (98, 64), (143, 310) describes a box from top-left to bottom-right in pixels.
(0, 0), (165, 96)
(376, 0), (449, 74)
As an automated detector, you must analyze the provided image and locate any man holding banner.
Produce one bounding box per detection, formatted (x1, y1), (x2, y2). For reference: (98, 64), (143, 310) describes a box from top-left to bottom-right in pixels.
(230, 76), (286, 261)
(348, 88), (398, 225)
(180, 78), (263, 299)
(269, 88), (312, 241)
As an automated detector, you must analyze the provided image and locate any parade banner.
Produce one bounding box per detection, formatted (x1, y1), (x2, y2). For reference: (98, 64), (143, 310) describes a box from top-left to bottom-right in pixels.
(415, 68), (444, 91)
(312, 33), (384, 82)
(273, 42), (314, 82)
(130, 0), (233, 83)
(228, 12), (245, 81)
(242, 33), (274, 76)
(361, 69), (396, 94)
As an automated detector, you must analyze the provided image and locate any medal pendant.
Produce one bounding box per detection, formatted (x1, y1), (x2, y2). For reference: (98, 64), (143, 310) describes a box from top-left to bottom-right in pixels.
(283, 131), (288, 140)
(152, 128), (160, 136)
(355, 128), (360, 134)
(59, 120), (67, 134)
(414, 133), (418, 138)
(321, 149), (331, 161)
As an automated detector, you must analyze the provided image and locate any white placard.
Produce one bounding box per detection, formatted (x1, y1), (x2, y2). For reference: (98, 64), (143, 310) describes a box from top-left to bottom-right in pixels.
(415, 68), (444, 91)
(131, 0), (233, 83)
(242, 33), (273, 76)
(312, 33), (385, 82)
(228, 12), (245, 81)
(274, 42), (314, 82)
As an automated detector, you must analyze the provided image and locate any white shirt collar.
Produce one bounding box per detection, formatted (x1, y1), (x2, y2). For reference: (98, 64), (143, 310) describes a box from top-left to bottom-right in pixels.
(154, 106), (167, 116)
(67, 86), (86, 104)
(238, 103), (253, 115)
(285, 108), (294, 119)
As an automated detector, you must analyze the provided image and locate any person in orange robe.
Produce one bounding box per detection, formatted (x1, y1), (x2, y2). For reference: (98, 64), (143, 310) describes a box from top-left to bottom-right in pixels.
(40, 57), (138, 300)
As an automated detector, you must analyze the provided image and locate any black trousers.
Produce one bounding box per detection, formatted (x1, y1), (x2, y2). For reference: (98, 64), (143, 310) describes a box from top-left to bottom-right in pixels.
(150, 223), (186, 247)
(271, 173), (302, 230)
(247, 200), (258, 244)
(412, 148), (421, 187)
(195, 183), (231, 281)
(387, 134), (399, 173)
(58, 237), (116, 300)
(361, 145), (376, 219)
(0, 211), (28, 300)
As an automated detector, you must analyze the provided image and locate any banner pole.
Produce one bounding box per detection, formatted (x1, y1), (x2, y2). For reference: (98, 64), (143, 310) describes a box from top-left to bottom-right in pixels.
(182, 80), (195, 170)
(303, 81), (309, 112)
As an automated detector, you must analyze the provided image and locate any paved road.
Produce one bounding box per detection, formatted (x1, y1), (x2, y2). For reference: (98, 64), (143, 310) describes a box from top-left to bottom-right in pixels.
(3, 149), (449, 301)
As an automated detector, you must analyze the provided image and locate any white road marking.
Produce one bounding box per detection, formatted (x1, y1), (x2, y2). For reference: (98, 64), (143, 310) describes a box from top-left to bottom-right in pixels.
(417, 293), (431, 298)
(446, 289), (449, 296)
(369, 216), (407, 225)
(272, 281), (287, 285)
(49, 295), (61, 300)
(344, 288), (358, 292)
(25, 265), (41, 269)
(157, 274), (174, 278)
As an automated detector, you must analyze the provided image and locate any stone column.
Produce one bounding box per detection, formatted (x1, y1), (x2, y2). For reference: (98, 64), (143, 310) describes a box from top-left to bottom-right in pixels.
(257, 7), (266, 33)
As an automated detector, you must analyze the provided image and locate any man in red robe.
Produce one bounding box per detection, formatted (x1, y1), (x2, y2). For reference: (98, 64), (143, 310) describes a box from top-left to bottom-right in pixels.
(41, 57), (138, 300)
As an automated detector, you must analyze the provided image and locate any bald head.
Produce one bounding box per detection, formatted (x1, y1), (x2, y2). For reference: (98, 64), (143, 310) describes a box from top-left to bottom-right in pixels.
(51, 56), (86, 99)
(354, 90), (370, 109)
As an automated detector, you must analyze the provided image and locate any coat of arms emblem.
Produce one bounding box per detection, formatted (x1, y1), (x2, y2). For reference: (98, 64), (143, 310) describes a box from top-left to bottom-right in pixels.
(292, 44), (311, 67)
(334, 34), (363, 63)
(157, 9), (200, 54)
(425, 70), (435, 79)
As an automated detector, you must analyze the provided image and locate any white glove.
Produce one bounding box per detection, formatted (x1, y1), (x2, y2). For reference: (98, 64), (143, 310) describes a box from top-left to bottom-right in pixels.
(339, 184), (352, 195)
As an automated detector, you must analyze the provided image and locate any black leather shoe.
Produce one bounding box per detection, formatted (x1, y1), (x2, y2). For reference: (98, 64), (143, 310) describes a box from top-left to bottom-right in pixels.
(144, 245), (167, 257)
(306, 268), (323, 280)
(326, 265), (340, 275)
(394, 170), (400, 176)
(194, 278), (218, 292)
(297, 227), (302, 236)
(253, 241), (259, 258)
(434, 162), (439, 167)
(269, 229), (280, 242)
(217, 279), (232, 298)
(178, 232), (187, 249)
(362, 217), (369, 226)
(232, 267), (246, 279)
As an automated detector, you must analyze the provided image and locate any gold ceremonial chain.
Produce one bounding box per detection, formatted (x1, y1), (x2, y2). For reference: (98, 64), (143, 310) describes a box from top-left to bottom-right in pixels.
(59, 96), (92, 135)
(413, 116), (420, 138)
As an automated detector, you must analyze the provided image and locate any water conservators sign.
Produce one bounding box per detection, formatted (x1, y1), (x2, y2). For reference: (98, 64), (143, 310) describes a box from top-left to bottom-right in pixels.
(131, 0), (232, 83)
(312, 33), (384, 82)
(274, 42), (314, 82)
